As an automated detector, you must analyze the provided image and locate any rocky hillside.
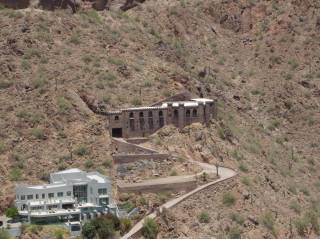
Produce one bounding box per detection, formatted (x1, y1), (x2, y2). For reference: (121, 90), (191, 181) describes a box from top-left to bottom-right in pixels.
(0, 0), (319, 238)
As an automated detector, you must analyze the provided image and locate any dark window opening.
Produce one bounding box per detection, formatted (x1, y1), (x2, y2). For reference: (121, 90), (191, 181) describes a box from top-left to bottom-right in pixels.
(148, 111), (153, 129)
(186, 109), (191, 124)
(192, 109), (197, 117)
(139, 112), (145, 130)
(159, 111), (164, 127)
(186, 109), (191, 117)
(112, 128), (123, 138)
(129, 112), (135, 131)
(114, 116), (119, 121)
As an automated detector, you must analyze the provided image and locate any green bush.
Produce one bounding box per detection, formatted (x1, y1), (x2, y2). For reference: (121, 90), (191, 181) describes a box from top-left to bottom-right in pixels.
(230, 213), (244, 225)
(54, 229), (64, 239)
(261, 211), (276, 232)
(10, 168), (22, 181)
(238, 163), (248, 172)
(289, 201), (301, 214)
(57, 97), (71, 113)
(241, 176), (251, 186)
(5, 207), (18, 218)
(0, 142), (6, 154)
(0, 229), (10, 239)
(120, 218), (132, 234)
(85, 160), (94, 169)
(103, 159), (113, 168)
(198, 212), (210, 223)
(31, 128), (45, 140)
(142, 218), (158, 239)
(74, 145), (89, 156)
(294, 217), (308, 236)
(223, 192), (236, 207)
(228, 226), (241, 239)
(0, 80), (13, 89)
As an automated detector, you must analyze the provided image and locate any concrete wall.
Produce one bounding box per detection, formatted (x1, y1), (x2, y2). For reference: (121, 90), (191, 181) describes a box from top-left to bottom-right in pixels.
(112, 138), (157, 154)
(117, 179), (197, 193)
(113, 153), (169, 164)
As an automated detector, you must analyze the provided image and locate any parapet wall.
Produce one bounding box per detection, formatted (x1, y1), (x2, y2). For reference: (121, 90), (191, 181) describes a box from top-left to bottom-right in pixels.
(113, 153), (169, 164)
(118, 178), (197, 193)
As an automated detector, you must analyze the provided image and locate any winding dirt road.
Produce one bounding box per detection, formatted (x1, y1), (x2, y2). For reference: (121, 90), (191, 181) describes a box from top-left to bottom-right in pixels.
(120, 158), (237, 239)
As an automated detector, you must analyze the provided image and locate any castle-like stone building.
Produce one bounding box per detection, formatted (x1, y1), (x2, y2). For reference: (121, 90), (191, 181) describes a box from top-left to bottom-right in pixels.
(106, 96), (216, 138)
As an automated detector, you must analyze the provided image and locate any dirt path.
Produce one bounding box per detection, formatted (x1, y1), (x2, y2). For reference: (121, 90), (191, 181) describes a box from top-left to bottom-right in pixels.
(120, 157), (237, 239)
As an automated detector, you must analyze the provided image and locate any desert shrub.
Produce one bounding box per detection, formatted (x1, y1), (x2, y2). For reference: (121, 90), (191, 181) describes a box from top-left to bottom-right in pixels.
(238, 163), (248, 172)
(57, 97), (71, 113)
(231, 149), (244, 161)
(241, 176), (251, 186)
(82, 214), (119, 239)
(74, 145), (89, 156)
(228, 226), (241, 239)
(0, 80), (13, 89)
(288, 184), (297, 195)
(294, 217), (308, 236)
(131, 97), (142, 106)
(99, 72), (116, 82)
(288, 59), (299, 70)
(5, 207), (18, 218)
(267, 119), (280, 131)
(107, 57), (124, 66)
(120, 218), (132, 234)
(0, 229), (10, 239)
(119, 201), (135, 213)
(289, 201), (301, 214)
(230, 213), (244, 225)
(169, 169), (177, 176)
(31, 128), (45, 140)
(103, 159), (113, 168)
(69, 33), (81, 45)
(80, 9), (101, 24)
(198, 211), (210, 223)
(300, 187), (310, 196)
(0, 142), (6, 154)
(54, 229), (65, 239)
(32, 76), (47, 89)
(28, 224), (43, 234)
(223, 192), (236, 207)
(10, 168), (22, 181)
(142, 218), (158, 239)
(85, 160), (94, 169)
(261, 211), (276, 232)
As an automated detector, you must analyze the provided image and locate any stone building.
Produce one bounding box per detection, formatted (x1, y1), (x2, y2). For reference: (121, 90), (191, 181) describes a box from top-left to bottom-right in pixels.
(107, 98), (216, 138)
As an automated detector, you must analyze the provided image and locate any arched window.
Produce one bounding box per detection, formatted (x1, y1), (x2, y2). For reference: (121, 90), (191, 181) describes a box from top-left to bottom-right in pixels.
(186, 109), (191, 117)
(148, 111), (153, 129)
(192, 109), (197, 117)
(159, 110), (164, 127)
(173, 109), (179, 125)
(129, 112), (134, 131)
(115, 116), (119, 121)
(139, 112), (144, 130)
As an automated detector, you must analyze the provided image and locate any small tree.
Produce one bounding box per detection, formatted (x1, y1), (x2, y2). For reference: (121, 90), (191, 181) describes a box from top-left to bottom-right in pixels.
(142, 218), (158, 239)
(82, 222), (96, 239)
(5, 207), (18, 219)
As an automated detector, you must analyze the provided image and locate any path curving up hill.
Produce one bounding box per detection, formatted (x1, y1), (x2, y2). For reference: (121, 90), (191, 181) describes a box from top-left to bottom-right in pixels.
(119, 140), (237, 239)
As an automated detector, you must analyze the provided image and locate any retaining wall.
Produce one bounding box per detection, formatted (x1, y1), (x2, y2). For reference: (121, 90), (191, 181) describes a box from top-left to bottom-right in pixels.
(118, 178), (197, 193)
(113, 153), (169, 164)
(112, 138), (157, 154)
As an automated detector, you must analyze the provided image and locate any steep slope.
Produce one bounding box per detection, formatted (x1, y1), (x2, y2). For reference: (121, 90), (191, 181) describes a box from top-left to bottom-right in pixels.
(0, 0), (319, 238)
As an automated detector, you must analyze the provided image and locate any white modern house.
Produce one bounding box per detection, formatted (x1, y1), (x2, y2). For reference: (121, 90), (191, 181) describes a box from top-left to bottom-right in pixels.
(15, 169), (116, 224)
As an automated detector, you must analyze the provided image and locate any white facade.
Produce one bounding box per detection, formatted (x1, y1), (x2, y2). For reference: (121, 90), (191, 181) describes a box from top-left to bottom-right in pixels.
(15, 169), (113, 223)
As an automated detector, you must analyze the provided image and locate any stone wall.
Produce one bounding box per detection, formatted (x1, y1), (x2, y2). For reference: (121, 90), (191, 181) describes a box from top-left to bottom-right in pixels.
(117, 178), (197, 193)
(113, 153), (169, 164)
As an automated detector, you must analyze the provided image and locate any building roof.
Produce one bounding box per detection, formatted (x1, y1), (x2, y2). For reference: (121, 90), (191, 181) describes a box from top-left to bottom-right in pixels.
(106, 98), (214, 114)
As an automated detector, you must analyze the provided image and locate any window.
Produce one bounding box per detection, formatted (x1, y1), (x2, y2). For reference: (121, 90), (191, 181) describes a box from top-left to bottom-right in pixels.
(148, 111), (153, 129)
(36, 194), (39, 199)
(42, 194), (45, 199)
(21, 195), (25, 200)
(98, 188), (107, 195)
(48, 193), (54, 198)
(57, 192), (63, 197)
(186, 109), (191, 117)
(139, 112), (144, 130)
(27, 195), (33, 200)
(114, 116), (119, 121)
(67, 191), (72, 196)
(159, 111), (164, 127)
(192, 109), (197, 117)
(73, 185), (88, 203)
(129, 112), (135, 131)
